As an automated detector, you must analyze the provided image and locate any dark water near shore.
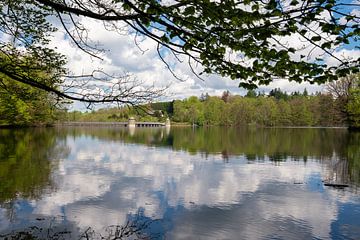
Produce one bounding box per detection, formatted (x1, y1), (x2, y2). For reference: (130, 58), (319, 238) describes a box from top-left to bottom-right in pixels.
(0, 127), (360, 239)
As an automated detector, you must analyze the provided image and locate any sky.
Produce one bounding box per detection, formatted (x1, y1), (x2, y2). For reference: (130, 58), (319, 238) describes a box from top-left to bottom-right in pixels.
(6, 1), (360, 110)
(48, 19), (324, 110)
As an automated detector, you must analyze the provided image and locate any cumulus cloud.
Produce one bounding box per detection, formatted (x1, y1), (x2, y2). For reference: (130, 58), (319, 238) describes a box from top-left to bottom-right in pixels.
(325, 48), (360, 67)
(46, 14), (355, 110)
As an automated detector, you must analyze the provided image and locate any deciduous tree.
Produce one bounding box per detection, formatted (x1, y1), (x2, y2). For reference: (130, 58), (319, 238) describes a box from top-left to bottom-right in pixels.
(347, 84), (360, 129)
(0, 0), (359, 105)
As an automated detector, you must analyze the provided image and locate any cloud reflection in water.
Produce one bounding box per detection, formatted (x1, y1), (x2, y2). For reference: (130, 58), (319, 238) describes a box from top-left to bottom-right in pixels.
(1, 127), (359, 239)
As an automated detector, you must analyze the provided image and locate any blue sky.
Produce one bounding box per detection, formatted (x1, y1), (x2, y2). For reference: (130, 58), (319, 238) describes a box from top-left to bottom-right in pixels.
(1, 0), (358, 110)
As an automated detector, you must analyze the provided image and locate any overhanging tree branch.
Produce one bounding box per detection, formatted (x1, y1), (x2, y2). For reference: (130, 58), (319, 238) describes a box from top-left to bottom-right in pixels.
(0, 0), (359, 104)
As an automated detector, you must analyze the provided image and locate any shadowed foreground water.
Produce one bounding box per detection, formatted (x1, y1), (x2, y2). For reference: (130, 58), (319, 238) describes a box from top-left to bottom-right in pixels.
(0, 127), (359, 239)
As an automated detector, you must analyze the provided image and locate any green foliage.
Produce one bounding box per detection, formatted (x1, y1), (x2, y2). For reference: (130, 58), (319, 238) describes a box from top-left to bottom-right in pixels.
(65, 84), (355, 128)
(289, 97), (314, 126)
(173, 97), (204, 125)
(0, 50), (67, 126)
(203, 97), (226, 125)
(72, 88), (348, 127)
(0, 75), (61, 126)
(150, 101), (174, 116)
(347, 88), (360, 129)
(229, 97), (257, 125)
(1, 0), (358, 99)
(62, 127), (359, 185)
(277, 99), (292, 126)
(66, 108), (128, 122)
(269, 88), (289, 100)
(170, 90), (346, 127)
(255, 97), (280, 126)
(245, 90), (257, 98)
(65, 105), (164, 123)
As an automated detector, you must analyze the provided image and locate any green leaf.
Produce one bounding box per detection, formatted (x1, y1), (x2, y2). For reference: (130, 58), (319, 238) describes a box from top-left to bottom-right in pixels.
(311, 36), (321, 41)
(321, 42), (331, 49)
(183, 6), (195, 15)
(272, 9), (282, 16)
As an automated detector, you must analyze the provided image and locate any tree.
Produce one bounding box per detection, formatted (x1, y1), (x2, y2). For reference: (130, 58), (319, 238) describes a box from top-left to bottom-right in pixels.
(313, 93), (344, 126)
(1, 0), (359, 105)
(326, 74), (360, 127)
(172, 100), (187, 122)
(229, 97), (256, 125)
(0, 128), (68, 203)
(277, 99), (292, 126)
(200, 93), (210, 102)
(347, 84), (360, 129)
(221, 90), (231, 103)
(326, 74), (358, 105)
(203, 97), (225, 125)
(150, 101), (174, 116)
(0, 45), (164, 107)
(245, 90), (257, 98)
(289, 97), (314, 126)
(255, 97), (279, 126)
(269, 88), (288, 100)
(303, 88), (308, 97)
(0, 54), (66, 126)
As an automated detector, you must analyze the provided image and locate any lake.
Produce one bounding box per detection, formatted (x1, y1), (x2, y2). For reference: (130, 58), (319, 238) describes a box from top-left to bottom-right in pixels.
(0, 126), (360, 239)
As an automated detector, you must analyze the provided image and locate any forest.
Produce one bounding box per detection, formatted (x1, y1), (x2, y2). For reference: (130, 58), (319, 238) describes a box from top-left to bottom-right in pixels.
(1, 1), (359, 128)
(65, 74), (360, 128)
(1, 74), (359, 128)
(172, 90), (345, 127)
(64, 89), (345, 127)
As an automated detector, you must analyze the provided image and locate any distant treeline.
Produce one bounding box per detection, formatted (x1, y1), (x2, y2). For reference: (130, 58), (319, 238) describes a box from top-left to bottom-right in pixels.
(64, 74), (359, 128)
(66, 88), (346, 127)
(65, 104), (169, 123)
(172, 89), (347, 127)
(1, 68), (359, 128)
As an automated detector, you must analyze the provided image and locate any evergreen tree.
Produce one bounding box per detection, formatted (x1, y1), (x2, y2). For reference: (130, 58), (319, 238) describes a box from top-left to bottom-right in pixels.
(245, 90), (257, 98)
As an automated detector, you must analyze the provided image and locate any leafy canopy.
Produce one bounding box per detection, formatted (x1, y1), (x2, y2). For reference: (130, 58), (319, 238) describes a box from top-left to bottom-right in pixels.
(0, 0), (359, 102)
(347, 76), (360, 129)
(0, 52), (67, 126)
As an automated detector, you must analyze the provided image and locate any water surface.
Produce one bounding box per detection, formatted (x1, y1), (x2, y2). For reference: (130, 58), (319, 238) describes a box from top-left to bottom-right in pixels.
(0, 127), (359, 239)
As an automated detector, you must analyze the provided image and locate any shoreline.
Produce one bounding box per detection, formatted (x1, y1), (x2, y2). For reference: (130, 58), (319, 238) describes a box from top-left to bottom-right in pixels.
(0, 121), (350, 130)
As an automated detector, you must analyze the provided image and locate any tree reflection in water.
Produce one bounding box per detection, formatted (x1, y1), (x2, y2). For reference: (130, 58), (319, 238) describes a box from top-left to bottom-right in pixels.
(0, 211), (161, 240)
(0, 128), (69, 220)
(323, 131), (360, 187)
(0, 126), (359, 239)
(59, 126), (360, 186)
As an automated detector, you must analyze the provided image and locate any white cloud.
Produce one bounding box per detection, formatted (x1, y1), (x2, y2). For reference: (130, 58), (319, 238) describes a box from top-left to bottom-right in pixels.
(325, 48), (360, 67)
(339, 8), (360, 25)
(47, 15), (353, 110)
(1, 2), (357, 109)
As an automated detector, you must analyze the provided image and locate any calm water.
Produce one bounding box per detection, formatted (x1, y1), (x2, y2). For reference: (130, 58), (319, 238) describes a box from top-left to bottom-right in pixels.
(0, 127), (360, 239)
